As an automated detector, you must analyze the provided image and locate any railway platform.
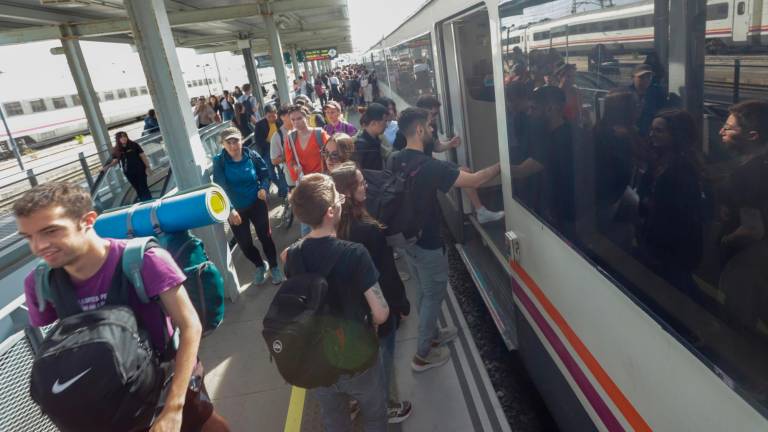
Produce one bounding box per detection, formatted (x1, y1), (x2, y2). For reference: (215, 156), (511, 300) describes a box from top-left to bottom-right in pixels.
(197, 198), (510, 432)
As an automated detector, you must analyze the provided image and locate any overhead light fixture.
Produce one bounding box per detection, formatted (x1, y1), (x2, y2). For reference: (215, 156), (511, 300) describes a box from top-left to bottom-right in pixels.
(40, 0), (90, 7)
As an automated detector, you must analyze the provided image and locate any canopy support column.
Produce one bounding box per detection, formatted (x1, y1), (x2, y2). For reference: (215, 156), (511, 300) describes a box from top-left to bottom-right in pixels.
(264, 9), (292, 105)
(124, 0), (240, 301)
(668, 0), (706, 122)
(60, 25), (112, 165)
(289, 47), (301, 82)
(242, 41), (265, 117)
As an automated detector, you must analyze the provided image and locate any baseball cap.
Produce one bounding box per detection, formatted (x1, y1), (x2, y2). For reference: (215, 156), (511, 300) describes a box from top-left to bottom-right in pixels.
(633, 64), (654, 78)
(220, 127), (242, 142)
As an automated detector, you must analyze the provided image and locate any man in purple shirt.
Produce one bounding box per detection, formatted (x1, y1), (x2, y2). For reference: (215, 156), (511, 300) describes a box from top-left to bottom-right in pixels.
(14, 182), (230, 432)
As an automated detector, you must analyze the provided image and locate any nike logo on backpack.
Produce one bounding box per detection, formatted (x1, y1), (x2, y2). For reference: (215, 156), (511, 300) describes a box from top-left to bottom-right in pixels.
(51, 368), (91, 394)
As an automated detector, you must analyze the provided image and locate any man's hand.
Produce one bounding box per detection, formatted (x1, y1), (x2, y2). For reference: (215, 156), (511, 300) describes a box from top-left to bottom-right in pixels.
(149, 405), (183, 432)
(228, 209), (242, 226)
(258, 189), (267, 201)
(448, 136), (461, 148)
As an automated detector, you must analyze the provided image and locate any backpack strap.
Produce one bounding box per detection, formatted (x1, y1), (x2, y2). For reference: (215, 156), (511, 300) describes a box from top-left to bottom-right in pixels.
(287, 131), (304, 178)
(150, 199), (164, 236)
(33, 261), (51, 313)
(314, 128), (324, 150)
(126, 202), (143, 239)
(123, 237), (158, 304)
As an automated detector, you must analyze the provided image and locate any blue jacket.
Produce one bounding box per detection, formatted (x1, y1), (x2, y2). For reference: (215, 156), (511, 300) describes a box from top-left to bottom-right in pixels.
(212, 147), (270, 210)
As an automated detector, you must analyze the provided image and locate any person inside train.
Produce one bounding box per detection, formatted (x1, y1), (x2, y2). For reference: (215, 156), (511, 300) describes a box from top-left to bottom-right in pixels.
(212, 127), (284, 285)
(553, 63), (583, 126)
(353, 103), (389, 171)
(390, 107), (502, 371)
(323, 100), (358, 137)
(628, 64), (667, 137)
(403, 95), (505, 224)
(142, 108), (160, 136)
(508, 86), (578, 232)
(636, 109), (704, 302)
(330, 162), (413, 424)
(104, 131), (153, 202)
(716, 100), (768, 330)
(505, 80), (533, 165)
(13, 182), (231, 432)
(282, 173), (390, 431)
(593, 90), (642, 251)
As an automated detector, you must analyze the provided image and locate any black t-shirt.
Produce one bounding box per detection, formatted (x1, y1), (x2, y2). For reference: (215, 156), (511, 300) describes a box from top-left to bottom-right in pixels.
(389, 149), (460, 249)
(354, 130), (383, 171)
(118, 142), (145, 176)
(285, 236), (379, 323)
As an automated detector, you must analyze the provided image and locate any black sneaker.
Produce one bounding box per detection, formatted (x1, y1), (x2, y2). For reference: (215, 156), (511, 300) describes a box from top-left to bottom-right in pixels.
(388, 400), (413, 424)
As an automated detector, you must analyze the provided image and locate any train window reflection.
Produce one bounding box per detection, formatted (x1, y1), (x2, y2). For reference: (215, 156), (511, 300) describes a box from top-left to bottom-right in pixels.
(389, 34), (437, 105)
(3, 102), (23, 116)
(30, 99), (46, 113)
(500, 0), (768, 412)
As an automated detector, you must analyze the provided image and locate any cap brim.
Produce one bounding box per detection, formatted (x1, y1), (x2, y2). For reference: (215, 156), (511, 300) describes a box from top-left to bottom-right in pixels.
(223, 134), (241, 141)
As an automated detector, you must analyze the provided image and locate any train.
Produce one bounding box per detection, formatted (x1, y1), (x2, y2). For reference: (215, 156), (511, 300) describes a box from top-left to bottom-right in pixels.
(0, 78), (219, 158)
(502, 0), (768, 55)
(366, 0), (768, 430)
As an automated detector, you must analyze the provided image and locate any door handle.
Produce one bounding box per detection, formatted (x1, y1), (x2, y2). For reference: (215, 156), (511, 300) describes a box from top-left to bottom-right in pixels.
(505, 230), (521, 263)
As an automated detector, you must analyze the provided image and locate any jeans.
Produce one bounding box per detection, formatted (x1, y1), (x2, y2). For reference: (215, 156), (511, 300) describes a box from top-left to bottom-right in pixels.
(402, 243), (449, 358)
(231, 199), (278, 268)
(257, 149), (288, 199)
(379, 315), (398, 402)
(312, 355), (387, 432)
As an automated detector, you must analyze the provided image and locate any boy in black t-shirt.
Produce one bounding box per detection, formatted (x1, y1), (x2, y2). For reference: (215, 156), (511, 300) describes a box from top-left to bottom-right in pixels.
(283, 173), (389, 431)
(389, 108), (501, 372)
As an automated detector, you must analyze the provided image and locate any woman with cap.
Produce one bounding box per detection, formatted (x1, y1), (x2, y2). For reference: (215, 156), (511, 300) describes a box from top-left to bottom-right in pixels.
(212, 127), (284, 285)
(354, 103), (389, 171)
(323, 101), (358, 137)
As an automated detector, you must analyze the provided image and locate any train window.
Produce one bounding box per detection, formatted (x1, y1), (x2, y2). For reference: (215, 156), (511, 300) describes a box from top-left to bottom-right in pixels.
(52, 97), (67, 109)
(117, 89), (128, 99)
(30, 99), (46, 112)
(388, 33), (437, 106)
(129, 88), (139, 97)
(140, 86), (148, 95)
(103, 92), (115, 101)
(3, 102), (23, 116)
(186, 81), (192, 88)
(707, 3), (729, 20)
(70, 94), (81, 106)
(500, 0), (768, 412)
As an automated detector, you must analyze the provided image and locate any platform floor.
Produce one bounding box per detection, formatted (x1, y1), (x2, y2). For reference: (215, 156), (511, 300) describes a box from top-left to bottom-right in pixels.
(197, 198), (511, 431)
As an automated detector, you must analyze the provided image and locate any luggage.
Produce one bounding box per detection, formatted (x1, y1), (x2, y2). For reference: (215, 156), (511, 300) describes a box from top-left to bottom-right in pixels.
(364, 157), (429, 248)
(30, 238), (169, 432)
(262, 242), (376, 388)
(160, 231), (225, 331)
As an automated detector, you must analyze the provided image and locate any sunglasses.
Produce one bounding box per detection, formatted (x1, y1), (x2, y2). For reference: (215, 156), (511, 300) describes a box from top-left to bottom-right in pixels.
(321, 149), (342, 162)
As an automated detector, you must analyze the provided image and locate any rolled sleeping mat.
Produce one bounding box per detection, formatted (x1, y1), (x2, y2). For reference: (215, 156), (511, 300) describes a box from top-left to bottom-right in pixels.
(94, 184), (230, 239)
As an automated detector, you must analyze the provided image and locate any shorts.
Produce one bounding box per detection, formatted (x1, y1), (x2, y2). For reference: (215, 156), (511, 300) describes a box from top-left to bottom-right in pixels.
(147, 360), (214, 432)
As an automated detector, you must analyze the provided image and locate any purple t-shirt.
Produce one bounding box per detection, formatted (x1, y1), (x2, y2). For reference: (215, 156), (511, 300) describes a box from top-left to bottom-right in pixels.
(24, 238), (186, 351)
(324, 121), (358, 137)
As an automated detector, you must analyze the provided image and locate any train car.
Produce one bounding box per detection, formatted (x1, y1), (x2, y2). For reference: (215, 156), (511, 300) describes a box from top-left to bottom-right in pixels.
(502, 0), (768, 56)
(366, 0), (768, 430)
(0, 78), (218, 158)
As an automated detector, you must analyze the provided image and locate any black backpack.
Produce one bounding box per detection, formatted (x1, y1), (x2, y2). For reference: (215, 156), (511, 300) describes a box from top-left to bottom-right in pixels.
(30, 238), (172, 432)
(364, 156), (429, 248)
(262, 241), (377, 389)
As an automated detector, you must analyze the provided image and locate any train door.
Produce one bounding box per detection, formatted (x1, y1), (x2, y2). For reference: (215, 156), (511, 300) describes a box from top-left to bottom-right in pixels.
(732, 0), (751, 42)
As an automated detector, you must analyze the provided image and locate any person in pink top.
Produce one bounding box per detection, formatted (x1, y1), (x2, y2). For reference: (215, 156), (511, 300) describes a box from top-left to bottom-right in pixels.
(14, 182), (230, 432)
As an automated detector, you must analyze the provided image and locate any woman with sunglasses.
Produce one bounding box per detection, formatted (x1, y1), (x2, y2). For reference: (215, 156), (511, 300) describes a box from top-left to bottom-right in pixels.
(212, 127), (284, 285)
(322, 132), (356, 173)
(330, 161), (413, 424)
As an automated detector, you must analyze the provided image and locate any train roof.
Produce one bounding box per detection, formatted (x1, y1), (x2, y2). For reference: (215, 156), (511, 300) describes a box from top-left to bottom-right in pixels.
(0, 0), (353, 56)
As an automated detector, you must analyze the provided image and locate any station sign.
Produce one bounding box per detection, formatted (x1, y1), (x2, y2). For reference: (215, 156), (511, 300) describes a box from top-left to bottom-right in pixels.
(302, 48), (338, 61)
(254, 55), (273, 68)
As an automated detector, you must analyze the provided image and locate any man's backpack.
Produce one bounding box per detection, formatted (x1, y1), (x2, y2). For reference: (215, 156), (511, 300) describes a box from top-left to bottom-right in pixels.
(261, 242), (377, 389)
(30, 237), (170, 432)
(364, 157), (430, 248)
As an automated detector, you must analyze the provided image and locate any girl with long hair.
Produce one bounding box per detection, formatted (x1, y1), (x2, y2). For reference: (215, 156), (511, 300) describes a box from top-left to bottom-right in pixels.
(105, 131), (152, 202)
(330, 161), (412, 423)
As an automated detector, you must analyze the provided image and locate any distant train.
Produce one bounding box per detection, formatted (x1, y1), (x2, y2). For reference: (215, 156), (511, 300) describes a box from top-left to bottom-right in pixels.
(0, 78), (218, 158)
(503, 0), (768, 54)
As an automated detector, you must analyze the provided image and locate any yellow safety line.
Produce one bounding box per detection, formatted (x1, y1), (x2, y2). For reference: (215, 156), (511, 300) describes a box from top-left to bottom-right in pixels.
(283, 386), (306, 432)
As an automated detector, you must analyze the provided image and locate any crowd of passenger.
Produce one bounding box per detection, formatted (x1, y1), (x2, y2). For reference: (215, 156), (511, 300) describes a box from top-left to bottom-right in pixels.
(503, 48), (768, 338)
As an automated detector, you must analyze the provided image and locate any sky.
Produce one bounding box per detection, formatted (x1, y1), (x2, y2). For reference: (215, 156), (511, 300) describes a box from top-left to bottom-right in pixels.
(348, 0), (424, 51)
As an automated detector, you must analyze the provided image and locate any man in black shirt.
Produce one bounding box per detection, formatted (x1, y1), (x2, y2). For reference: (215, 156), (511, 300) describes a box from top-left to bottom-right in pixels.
(354, 103), (388, 170)
(718, 100), (768, 327)
(283, 173), (389, 431)
(389, 108), (501, 372)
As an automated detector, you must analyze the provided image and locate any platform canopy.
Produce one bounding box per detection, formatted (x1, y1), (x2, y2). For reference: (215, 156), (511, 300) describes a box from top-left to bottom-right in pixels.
(0, 0), (352, 55)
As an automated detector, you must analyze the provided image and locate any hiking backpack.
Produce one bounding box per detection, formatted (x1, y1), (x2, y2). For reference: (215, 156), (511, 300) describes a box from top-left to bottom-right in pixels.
(261, 242), (377, 389)
(30, 237), (171, 432)
(364, 157), (430, 248)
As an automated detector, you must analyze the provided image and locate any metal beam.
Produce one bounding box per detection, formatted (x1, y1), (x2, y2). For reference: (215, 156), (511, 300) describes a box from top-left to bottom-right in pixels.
(0, 2), (97, 25)
(193, 36), (352, 55)
(0, 1), (348, 45)
(176, 21), (351, 47)
(264, 11), (292, 105)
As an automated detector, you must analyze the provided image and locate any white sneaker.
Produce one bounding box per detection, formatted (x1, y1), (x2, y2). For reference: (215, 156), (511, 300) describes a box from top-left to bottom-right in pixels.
(432, 325), (458, 347)
(476, 207), (504, 224)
